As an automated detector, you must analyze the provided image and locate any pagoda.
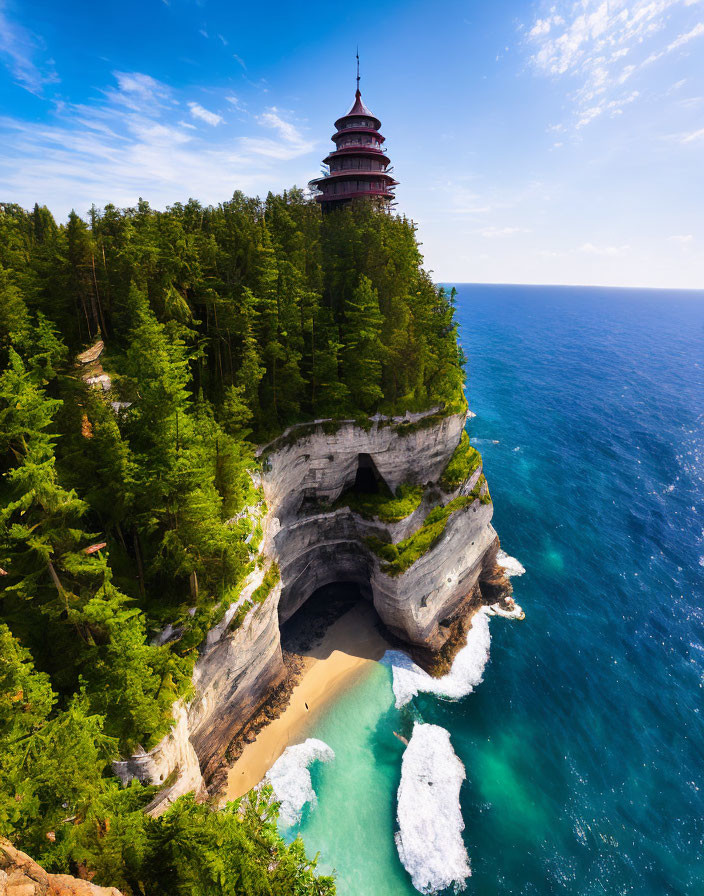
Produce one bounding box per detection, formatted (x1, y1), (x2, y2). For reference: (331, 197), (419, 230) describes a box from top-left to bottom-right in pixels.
(309, 55), (398, 210)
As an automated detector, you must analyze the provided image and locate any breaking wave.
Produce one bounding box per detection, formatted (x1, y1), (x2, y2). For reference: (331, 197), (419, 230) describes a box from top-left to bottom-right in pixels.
(382, 609), (491, 708)
(497, 548), (526, 577)
(266, 738), (335, 827)
(395, 722), (470, 894)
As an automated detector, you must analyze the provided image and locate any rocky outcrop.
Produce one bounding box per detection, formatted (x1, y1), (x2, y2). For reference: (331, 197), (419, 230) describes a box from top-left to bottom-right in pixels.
(0, 839), (123, 896)
(116, 406), (511, 808)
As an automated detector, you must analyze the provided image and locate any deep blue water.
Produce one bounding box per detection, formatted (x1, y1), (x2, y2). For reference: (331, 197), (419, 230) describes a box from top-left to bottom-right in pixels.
(296, 284), (704, 895)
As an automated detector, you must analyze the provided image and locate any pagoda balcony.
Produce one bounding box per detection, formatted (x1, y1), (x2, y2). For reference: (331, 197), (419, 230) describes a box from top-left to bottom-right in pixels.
(314, 187), (395, 203)
(316, 169), (395, 182)
(325, 145), (387, 158)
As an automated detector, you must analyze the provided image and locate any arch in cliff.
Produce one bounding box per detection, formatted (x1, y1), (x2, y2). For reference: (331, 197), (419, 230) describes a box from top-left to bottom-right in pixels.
(352, 452), (387, 495)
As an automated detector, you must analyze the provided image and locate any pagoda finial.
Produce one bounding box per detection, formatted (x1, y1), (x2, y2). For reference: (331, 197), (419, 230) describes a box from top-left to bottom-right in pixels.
(356, 47), (360, 95)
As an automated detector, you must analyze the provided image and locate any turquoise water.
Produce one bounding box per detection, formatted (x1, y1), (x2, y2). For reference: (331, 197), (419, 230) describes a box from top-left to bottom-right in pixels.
(293, 285), (704, 895)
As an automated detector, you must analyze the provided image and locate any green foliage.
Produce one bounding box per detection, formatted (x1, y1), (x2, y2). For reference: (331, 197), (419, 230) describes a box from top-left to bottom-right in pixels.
(251, 561), (280, 605)
(335, 482), (424, 523)
(439, 430), (482, 492)
(366, 479), (490, 576)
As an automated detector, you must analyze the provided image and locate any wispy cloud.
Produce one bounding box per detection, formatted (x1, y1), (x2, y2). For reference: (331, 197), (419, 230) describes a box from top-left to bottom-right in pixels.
(0, 71), (316, 218)
(476, 225), (532, 238)
(678, 126), (704, 142)
(188, 101), (223, 126)
(0, 2), (58, 94)
(579, 242), (630, 256)
(668, 233), (694, 242)
(525, 0), (704, 128)
(240, 106), (314, 159)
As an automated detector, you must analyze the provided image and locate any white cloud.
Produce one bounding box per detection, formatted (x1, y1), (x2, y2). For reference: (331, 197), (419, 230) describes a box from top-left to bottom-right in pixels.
(680, 126), (704, 141)
(226, 94), (244, 109)
(188, 102), (223, 126)
(240, 106), (314, 159)
(668, 233), (694, 242)
(579, 242), (631, 256)
(525, 0), (704, 128)
(476, 225), (531, 237)
(0, 71), (317, 219)
(0, 4), (58, 94)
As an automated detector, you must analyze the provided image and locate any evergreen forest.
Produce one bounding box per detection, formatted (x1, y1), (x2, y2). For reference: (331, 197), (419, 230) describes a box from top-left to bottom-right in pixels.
(0, 190), (464, 894)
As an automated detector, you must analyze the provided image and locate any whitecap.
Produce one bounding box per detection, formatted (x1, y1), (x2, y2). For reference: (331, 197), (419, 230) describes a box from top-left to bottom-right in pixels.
(395, 722), (470, 894)
(382, 609), (491, 708)
(496, 548), (526, 577)
(265, 738), (334, 827)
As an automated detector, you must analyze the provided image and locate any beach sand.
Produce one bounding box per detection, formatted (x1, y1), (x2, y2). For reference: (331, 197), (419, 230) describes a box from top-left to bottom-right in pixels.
(222, 600), (390, 801)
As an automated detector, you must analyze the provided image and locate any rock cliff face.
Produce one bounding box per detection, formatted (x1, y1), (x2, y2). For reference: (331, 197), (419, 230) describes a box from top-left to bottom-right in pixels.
(0, 839), (123, 896)
(115, 407), (511, 809)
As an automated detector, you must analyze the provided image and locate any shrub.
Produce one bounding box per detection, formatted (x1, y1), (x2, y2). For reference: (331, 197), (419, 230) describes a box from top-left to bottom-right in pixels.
(440, 430), (482, 492)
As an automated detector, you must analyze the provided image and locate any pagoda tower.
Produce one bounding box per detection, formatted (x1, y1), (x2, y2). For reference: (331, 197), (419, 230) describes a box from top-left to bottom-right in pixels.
(309, 55), (398, 211)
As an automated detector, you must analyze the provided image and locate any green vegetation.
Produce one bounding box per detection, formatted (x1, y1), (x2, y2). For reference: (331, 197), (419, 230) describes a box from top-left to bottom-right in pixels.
(335, 482), (424, 523)
(367, 476), (490, 576)
(440, 430), (482, 492)
(0, 191), (466, 891)
(251, 562), (281, 605)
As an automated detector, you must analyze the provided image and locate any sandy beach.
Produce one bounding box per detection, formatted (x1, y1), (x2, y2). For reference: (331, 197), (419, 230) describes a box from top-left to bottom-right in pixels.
(222, 600), (390, 800)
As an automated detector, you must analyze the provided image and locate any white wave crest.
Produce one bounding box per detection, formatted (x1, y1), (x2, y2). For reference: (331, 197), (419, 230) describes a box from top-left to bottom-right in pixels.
(395, 722), (470, 894)
(382, 609), (491, 708)
(266, 738), (335, 827)
(497, 548), (526, 577)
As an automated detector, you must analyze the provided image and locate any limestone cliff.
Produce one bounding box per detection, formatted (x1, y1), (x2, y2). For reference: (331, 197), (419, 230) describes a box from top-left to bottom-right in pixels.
(0, 839), (123, 896)
(114, 406), (513, 810)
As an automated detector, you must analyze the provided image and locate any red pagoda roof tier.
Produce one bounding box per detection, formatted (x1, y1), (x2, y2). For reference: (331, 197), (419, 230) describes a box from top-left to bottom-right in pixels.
(311, 169), (397, 185)
(314, 187), (395, 204)
(323, 149), (390, 166)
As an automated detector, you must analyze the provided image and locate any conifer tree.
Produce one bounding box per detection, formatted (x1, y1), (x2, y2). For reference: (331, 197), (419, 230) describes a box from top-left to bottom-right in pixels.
(341, 275), (384, 413)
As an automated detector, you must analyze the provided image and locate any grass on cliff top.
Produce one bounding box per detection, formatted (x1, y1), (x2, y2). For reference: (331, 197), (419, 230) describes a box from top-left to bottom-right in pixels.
(228, 562), (280, 633)
(335, 482), (424, 523)
(366, 475), (491, 577)
(440, 430), (482, 492)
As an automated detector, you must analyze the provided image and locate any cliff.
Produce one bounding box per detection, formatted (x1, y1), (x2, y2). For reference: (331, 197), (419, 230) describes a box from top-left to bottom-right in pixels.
(114, 407), (513, 810)
(0, 839), (123, 896)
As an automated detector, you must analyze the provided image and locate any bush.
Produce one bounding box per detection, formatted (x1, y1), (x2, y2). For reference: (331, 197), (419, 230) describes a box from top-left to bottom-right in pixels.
(366, 477), (491, 576)
(440, 430), (482, 492)
(335, 482), (424, 523)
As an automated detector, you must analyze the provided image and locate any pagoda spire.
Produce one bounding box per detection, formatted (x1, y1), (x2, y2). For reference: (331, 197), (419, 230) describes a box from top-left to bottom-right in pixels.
(356, 48), (360, 94)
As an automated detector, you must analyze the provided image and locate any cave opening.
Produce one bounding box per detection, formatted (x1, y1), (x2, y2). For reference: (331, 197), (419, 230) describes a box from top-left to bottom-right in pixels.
(353, 452), (386, 495)
(279, 580), (388, 663)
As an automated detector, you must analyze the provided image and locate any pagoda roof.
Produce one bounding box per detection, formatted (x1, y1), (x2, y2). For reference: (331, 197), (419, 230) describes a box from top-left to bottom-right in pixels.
(334, 90), (381, 130)
(348, 89), (373, 117)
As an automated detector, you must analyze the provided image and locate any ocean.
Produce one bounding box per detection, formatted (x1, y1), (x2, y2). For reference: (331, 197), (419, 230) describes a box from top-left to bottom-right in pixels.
(290, 284), (704, 895)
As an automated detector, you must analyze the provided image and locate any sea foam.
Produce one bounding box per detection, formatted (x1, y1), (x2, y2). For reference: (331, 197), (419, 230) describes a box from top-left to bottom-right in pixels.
(382, 609), (491, 708)
(266, 738), (335, 827)
(496, 548), (526, 577)
(395, 722), (470, 894)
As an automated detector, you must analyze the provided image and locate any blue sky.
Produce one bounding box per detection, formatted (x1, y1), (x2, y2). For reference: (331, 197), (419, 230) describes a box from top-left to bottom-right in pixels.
(1, 0), (702, 287)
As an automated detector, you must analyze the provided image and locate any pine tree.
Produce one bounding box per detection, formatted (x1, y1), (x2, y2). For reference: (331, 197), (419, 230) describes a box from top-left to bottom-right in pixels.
(341, 276), (384, 413)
